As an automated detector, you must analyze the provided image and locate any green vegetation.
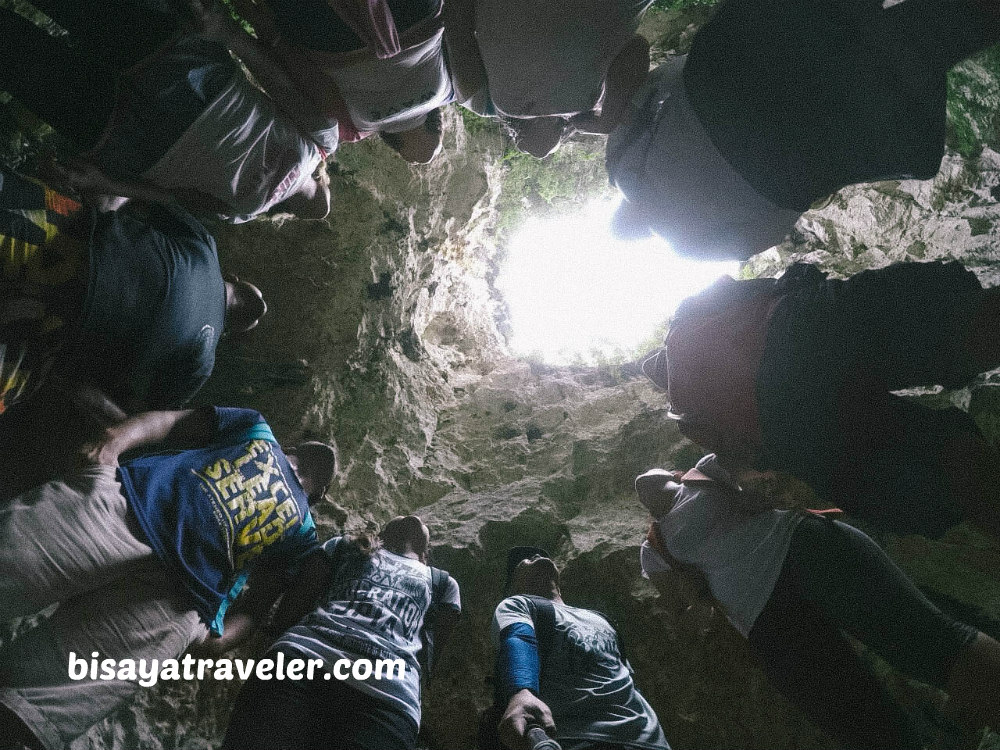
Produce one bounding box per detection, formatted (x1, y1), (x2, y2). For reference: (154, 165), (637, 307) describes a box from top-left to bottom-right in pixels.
(649, 0), (717, 8)
(946, 47), (1000, 158)
(495, 139), (612, 235)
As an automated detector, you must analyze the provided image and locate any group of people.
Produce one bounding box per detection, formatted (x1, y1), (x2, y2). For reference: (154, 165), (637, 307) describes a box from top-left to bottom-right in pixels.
(2, 0), (1000, 748)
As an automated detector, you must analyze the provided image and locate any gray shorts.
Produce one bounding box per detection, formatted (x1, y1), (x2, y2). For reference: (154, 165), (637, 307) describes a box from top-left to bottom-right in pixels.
(0, 465), (204, 750)
(756, 261), (984, 537)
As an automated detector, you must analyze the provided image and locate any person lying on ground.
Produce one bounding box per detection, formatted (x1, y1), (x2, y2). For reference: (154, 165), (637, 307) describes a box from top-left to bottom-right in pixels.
(0, 406), (336, 750)
(642, 260), (1000, 541)
(222, 515), (461, 750)
(606, 0), (1000, 259)
(635, 457), (1000, 749)
(0, 0), (336, 223)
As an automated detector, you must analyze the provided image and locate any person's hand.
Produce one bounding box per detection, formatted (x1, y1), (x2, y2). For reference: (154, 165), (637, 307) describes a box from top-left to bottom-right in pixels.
(499, 690), (556, 750)
(77, 427), (124, 467)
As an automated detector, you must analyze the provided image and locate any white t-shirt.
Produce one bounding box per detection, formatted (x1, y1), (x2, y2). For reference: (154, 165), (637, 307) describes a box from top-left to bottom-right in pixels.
(607, 57), (801, 259)
(325, 28), (453, 134)
(275, 538), (460, 725)
(473, 0), (651, 117)
(140, 40), (338, 224)
(492, 596), (670, 750)
(638, 454), (803, 636)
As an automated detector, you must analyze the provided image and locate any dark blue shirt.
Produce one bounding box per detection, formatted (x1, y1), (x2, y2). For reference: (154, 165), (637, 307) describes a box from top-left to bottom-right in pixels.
(82, 201), (226, 408)
(118, 407), (318, 634)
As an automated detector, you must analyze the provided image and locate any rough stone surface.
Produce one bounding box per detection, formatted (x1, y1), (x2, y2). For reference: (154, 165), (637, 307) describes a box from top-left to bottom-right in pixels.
(2, 4), (999, 750)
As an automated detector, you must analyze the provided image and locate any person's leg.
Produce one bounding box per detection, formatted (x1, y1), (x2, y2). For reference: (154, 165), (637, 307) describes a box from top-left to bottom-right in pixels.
(933, 409), (1000, 542)
(827, 261), (1000, 538)
(0, 557), (203, 750)
(222, 654), (327, 750)
(786, 516), (999, 728)
(833, 393), (985, 539)
(837, 261), (984, 391)
(0, 465), (151, 621)
(944, 632), (1000, 730)
(0, 9), (113, 149)
(747, 556), (922, 750)
(326, 680), (419, 750)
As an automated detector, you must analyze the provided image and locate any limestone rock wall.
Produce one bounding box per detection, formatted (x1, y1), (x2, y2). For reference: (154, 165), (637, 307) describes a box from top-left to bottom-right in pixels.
(25, 7), (1000, 750)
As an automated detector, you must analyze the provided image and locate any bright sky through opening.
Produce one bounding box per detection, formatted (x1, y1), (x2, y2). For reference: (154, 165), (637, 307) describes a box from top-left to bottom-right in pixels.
(498, 198), (740, 364)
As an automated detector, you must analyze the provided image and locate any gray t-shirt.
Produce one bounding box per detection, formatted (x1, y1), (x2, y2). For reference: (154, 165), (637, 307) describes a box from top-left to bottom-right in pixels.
(492, 596), (669, 750)
(473, 0), (651, 117)
(274, 538), (460, 725)
(607, 57), (801, 260)
(639, 454), (803, 636)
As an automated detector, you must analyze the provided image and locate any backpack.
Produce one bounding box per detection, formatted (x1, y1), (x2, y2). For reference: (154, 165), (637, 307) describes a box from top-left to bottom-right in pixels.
(324, 540), (452, 680)
(476, 597), (627, 750)
(418, 566), (452, 679)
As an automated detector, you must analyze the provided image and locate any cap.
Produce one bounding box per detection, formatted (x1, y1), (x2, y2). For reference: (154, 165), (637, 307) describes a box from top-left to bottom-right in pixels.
(641, 348), (669, 391)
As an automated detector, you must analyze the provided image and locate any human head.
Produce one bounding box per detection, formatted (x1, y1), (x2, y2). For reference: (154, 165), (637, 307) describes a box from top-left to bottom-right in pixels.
(380, 515), (431, 562)
(640, 347), (669, 392)
(379, 108), (444, 164)
(634, 469), (684, 517)
(284, 441), (337, 504)
(505, 546), (560, 598)
(506, 115), (570, 159)
(272, 162), (332, 219)
(223, 274), (267, 334)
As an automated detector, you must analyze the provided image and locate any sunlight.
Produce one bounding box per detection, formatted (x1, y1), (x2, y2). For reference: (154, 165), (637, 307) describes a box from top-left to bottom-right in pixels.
(497, 197), (740, 364)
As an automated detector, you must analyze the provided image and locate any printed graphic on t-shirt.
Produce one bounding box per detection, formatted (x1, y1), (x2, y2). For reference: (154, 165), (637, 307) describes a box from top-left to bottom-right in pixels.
(1, 170), (87, 414)
(556, 616), (622, 673)
(325, 553), (430, 647)
(195, 438), (307, 569)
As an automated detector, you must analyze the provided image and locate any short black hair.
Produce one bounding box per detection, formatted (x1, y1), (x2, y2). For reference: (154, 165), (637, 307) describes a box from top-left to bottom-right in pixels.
(504, 546), (550, 592)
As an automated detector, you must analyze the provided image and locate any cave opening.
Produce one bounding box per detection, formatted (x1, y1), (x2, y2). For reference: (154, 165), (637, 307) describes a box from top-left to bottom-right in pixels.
(497, 196), (739, 364)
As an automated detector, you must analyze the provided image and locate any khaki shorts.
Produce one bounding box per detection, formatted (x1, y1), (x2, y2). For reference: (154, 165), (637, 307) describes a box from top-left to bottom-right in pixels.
(0, 465), (205, 749)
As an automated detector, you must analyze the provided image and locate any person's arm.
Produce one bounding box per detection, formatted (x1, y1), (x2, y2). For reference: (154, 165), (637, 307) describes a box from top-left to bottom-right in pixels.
(431, 607), (460, 670)
(495, 619), (556, 748)
(189, 566), (286, 657)
(499, 689), (557, 750)
(265, 550), (334, 639)
(48, 158), (232, 216)
(441, 0), (487, 105)
(188, 0), (335, 143)
(81, 407), (216, 466)
(570, 34), (650, 135)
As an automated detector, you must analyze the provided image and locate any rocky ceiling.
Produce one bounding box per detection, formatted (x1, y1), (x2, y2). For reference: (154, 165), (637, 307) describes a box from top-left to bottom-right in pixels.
(4, 3), (999, 749)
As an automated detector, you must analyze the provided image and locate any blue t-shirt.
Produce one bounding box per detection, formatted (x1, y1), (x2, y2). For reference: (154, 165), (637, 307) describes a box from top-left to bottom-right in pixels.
(118, 407), (319, 634)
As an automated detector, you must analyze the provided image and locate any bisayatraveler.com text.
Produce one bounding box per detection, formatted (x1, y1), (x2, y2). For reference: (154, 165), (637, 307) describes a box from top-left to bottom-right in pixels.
(68, 651), (406, 688)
